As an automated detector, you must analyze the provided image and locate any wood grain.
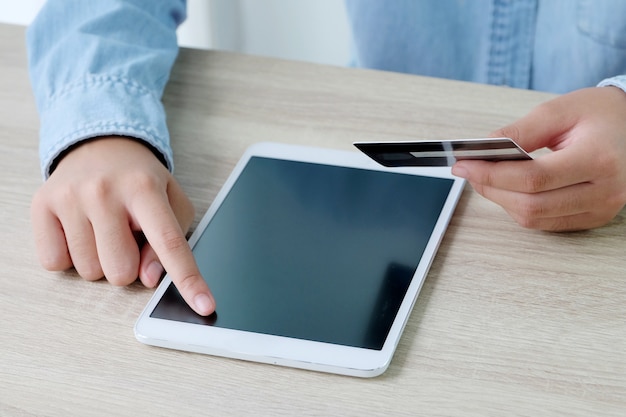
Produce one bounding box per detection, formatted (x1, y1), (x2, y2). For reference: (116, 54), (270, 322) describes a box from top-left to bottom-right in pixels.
(1, 24), (624, 417)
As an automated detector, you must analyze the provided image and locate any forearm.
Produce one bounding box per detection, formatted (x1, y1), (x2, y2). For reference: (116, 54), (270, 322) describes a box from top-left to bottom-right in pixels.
(27, 0), (186, 178)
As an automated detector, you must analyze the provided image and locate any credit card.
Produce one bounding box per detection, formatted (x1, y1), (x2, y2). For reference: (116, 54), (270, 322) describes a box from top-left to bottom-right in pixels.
(354, 138), (532, 167)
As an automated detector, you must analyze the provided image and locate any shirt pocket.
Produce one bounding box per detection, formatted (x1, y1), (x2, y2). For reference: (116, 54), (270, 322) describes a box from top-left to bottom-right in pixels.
(577, 0), (626, 48)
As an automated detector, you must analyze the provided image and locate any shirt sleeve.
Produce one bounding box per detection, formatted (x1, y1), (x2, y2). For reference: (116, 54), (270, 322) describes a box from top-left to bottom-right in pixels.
(598, 75), (626, 95)
(27, 0), (186, 179)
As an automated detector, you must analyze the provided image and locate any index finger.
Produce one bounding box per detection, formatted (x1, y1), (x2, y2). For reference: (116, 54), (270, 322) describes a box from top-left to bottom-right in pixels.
(452, 144), (597, 194)
(133, 189), (215, 316)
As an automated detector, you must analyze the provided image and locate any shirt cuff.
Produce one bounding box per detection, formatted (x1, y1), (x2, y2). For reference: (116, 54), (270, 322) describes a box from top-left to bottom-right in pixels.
(597, 75), (626, 95)
(38, 74), (173, 179)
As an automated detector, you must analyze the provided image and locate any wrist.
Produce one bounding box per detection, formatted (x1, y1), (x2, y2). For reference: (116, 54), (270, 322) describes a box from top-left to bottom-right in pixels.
(50, 135), (168, 176)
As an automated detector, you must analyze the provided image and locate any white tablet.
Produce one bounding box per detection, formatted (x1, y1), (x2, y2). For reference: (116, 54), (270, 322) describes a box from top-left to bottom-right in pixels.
(134, 142), (465, 377)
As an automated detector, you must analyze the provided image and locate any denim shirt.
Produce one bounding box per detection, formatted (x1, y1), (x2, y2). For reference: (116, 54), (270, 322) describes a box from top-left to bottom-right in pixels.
(27, 0), (626, 179)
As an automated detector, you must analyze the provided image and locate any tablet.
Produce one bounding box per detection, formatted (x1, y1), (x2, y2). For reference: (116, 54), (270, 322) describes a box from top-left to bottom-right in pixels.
(134, 142), (465, 377)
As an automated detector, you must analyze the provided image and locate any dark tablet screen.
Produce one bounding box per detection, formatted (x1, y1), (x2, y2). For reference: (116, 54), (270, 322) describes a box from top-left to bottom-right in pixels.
(151, 156), (453, 350)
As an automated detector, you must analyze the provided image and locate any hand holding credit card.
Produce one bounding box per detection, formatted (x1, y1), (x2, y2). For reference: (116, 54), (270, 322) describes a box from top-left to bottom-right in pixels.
(354, 138), (531, 167)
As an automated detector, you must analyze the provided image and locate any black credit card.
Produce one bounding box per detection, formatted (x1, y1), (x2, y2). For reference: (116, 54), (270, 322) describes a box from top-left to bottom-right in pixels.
(354, 138), (532, 167)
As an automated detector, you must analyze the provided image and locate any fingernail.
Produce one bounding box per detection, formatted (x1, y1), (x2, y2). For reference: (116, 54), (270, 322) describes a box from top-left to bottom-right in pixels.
(452, 164), (469, 179)
(193, 293), (214, 316)
(146, 261), (164, 287)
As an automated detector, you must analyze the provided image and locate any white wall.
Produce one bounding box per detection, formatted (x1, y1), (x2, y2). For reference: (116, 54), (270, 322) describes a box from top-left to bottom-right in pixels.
(0, 0), (46, 25)
(203, 0), (352, 66)
(0, 0), (352, 67)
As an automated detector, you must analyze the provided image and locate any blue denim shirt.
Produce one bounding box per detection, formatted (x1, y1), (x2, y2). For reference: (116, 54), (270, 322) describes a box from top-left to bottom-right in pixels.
(27, 0), (626, 178)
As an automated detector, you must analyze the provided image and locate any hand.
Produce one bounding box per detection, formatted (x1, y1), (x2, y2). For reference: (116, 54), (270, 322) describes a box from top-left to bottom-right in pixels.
(452, 86), (626, 231)
(31, 137), (216, 315)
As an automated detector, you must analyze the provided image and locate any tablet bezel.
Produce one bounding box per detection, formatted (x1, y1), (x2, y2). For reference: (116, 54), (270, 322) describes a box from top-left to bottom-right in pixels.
(134, 142), (465, 377)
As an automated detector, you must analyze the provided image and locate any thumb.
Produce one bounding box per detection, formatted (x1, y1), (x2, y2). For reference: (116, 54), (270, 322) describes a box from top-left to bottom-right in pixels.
(138, 242), (163, 288)
(490, 97), (575, 153)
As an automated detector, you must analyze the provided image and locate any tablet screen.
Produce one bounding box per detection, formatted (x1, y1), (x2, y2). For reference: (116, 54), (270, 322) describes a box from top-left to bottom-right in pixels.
(150, 156), (453, 350)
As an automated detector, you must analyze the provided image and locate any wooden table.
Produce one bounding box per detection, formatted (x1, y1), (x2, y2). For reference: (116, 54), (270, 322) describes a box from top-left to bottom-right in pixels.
(1, 23), (624, 417)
